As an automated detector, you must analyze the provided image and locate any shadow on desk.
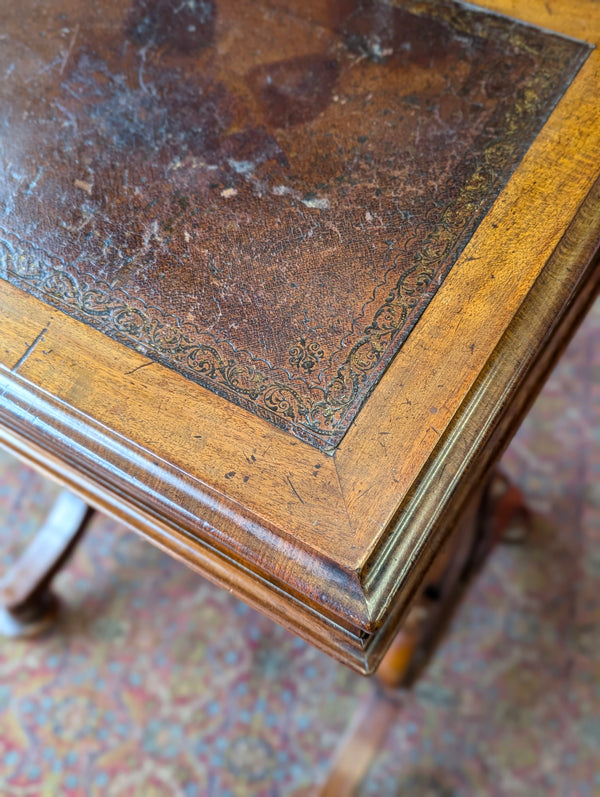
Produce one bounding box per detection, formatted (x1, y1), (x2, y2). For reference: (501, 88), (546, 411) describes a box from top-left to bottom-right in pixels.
(0, 298), (597, 796)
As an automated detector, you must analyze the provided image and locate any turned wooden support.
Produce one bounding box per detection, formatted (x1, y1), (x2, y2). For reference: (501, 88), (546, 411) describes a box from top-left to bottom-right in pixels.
(0, 490), (93, 638)
(321, 470), (531, 796)
(377, 470), (530, 690)
(376, 498), (479, 691)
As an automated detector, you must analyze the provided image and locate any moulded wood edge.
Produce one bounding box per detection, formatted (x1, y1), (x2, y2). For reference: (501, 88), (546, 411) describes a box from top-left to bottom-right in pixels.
(0, 181), (597, 657)
(355, 173), (600, 638)
(0, 368), (376, 630)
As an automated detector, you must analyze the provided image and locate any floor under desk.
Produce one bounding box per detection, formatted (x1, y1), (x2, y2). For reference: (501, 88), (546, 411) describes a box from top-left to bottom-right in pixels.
(0, 297), (597, 795)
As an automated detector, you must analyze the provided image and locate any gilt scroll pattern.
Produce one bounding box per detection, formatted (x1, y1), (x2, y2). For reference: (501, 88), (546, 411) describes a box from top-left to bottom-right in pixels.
(0, 1), (590, 449)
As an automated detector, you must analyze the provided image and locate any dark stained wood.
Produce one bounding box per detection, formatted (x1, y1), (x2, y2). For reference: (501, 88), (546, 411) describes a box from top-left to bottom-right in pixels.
(0, 490), (92, 637)
(0, 0), (598, 671)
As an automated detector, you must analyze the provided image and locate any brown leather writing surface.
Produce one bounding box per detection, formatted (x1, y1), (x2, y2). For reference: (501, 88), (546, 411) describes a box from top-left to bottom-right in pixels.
(0, 0), (589, 449)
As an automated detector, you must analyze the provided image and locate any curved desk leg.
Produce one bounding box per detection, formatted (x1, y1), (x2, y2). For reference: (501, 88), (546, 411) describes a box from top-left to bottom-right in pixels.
(320, 469), (531, 796)
(0, 490), (93, 638)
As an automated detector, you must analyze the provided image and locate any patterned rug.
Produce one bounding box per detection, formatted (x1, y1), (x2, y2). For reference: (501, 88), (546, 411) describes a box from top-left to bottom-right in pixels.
(0, 298), (598, 796)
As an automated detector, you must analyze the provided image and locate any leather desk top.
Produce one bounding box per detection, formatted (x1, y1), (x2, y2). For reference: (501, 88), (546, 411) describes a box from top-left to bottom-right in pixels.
(0, 0), (599, 671)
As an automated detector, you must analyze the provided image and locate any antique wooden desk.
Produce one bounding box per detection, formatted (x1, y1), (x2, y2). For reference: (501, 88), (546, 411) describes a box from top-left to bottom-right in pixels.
(0, 0), (599, 696)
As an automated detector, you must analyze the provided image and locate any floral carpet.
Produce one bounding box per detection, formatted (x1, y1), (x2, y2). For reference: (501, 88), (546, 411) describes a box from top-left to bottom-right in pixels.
(0, 298), (598, 796)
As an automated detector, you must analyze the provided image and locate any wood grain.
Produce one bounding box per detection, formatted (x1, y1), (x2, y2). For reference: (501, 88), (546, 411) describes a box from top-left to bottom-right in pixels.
(0, 0), (598, 671)
(335, 47), (600, 555)
(472, 0), (600, 42)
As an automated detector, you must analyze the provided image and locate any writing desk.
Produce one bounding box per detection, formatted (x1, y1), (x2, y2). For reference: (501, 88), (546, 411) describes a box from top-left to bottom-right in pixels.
(0, 0), (598, 679)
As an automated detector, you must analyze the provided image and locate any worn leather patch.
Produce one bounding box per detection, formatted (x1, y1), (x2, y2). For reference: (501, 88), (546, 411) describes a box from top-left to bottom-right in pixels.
(0, 0), (589, 449)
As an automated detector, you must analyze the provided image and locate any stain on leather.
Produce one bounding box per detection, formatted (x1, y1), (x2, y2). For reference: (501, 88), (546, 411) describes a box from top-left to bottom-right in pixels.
(126, 0), (216, 53)
(332, 0), (459, 68)
(246, 55), (340, 128)
(220, 128), (290, 172)
(64, 55), (230, 157)
(59, 48), (288, 182)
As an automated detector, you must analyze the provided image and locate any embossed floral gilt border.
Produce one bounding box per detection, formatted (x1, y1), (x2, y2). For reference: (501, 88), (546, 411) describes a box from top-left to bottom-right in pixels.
(0, 3), (590, 450)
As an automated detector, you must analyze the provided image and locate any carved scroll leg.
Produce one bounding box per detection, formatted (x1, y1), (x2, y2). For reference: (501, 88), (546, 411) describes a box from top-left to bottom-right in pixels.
(0, 490), (93, 638)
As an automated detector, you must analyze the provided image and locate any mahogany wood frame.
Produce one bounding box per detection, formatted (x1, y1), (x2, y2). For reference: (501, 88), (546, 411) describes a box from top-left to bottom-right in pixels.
(0, 0), (599, 673)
